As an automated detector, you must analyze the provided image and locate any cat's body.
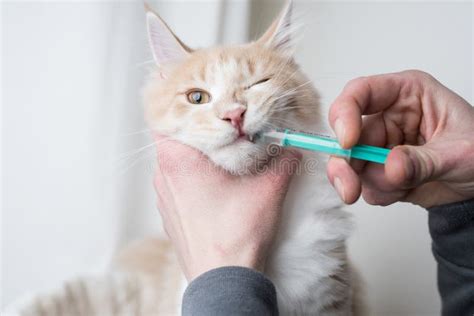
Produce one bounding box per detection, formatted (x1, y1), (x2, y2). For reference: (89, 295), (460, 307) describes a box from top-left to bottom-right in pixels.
(6, 2), (361, 315)
(143, 2), (356, 313)
(268, 152), (353, 315)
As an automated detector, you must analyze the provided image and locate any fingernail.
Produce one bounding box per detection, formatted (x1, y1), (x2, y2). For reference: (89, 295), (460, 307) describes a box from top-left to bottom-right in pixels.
(334, 119), (346, 147)
(334, 177), (346, 202)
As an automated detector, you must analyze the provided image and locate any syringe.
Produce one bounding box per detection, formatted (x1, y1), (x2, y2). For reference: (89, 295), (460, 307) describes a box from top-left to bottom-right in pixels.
(260, 129), (390, 164)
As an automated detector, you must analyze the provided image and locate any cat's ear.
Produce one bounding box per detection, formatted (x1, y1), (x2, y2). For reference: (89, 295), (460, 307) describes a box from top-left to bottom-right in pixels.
(146, 6), (191, 67)
(257, 0), (294, 56)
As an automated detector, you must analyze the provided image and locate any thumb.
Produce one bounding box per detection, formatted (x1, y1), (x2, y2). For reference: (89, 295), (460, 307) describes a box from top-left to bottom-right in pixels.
(385, 144), (442, 188)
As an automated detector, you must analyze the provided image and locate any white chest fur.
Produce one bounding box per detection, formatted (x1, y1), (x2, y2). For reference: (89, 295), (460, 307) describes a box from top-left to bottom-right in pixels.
(266, 152), (353, 315)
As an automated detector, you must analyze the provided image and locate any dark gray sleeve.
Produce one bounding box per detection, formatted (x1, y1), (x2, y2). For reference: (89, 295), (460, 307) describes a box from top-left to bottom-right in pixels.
(428, 198), (474, 316)
(182, 266), (278, 316)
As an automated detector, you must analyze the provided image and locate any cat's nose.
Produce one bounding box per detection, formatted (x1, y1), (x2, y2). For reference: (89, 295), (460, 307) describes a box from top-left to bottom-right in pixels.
(222, 108), (246, 130)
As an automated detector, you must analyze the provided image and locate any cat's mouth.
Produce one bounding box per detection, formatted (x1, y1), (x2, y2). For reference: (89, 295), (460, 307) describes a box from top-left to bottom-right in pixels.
(238, 134), (256, 143)
(222, 129), (265, 148)
(218, 133), (257, 149)
(234, 133), (259, 145)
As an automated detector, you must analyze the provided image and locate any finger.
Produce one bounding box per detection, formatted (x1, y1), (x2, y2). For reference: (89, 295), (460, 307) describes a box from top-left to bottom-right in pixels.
(154, 168), (173, 217)
(154, 162), (180, 224)
(154, 158), (168, 191)
(156, 197), (173, 240)
(329, 73), (404, 148)
(361, 186), (406, 206)
(359, 113), (388, 147)
(154, 137), (212, 178)
(327, 156), (361, 204)
(349, 113), (388, 173)
(358, 139), (457, 206)
(385, 144), (443, 189)
(359, 162), (407, 205)
(260, 148), (302, 199)
(154, 170), (180, 241)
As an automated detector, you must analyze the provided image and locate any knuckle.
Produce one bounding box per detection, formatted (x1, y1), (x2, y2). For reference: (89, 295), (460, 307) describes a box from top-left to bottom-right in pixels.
(346, 76), (368, 90)
(402, 69), (435, 83)
(406, 147), (439, 184)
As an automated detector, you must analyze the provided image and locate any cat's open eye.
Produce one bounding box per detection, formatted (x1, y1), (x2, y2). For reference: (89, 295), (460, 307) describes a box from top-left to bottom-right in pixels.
(186, 89), (211, 104)
(246, 77), (271, 89)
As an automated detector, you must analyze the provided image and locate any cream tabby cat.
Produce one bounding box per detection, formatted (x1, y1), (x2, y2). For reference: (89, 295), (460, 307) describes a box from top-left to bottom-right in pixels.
(6, 2), (360, 315)
(144, 1), (355, 314)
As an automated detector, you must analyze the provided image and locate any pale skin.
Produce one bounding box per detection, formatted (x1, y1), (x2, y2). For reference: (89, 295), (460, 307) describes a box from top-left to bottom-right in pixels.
(154, 136), (301, 280)
(154, 70), (474, 280)
(327, 70), (474, 208)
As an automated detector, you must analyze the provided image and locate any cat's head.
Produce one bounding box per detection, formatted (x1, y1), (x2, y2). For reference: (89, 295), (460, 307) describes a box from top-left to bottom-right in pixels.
(143, 1), (321, 174)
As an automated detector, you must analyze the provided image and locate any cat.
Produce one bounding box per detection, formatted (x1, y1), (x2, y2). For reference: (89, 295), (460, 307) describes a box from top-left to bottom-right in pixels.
(4, 2), (361, 315)
(143, 1), (357, 315)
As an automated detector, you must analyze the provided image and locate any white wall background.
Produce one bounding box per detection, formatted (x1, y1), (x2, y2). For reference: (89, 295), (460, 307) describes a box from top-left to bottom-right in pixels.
(2, 1), (473, 315)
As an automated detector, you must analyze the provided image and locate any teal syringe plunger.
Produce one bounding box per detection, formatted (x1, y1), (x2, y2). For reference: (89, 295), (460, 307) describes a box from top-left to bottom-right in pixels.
(261, 129), (391, 164)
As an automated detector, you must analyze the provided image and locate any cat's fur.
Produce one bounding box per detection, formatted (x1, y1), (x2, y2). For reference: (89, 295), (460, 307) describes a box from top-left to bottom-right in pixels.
(5, 239), (183, 316)
(5, 2), (359, 315)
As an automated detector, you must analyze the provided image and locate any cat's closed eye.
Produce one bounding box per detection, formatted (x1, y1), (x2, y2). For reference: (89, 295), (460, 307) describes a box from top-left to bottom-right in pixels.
(186, 89), (211, 104)
(245, 77), (271, 90)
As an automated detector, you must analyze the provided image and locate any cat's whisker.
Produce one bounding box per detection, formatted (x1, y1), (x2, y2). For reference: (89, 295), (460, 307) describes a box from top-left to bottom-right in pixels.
(276, 79), (313, 95)
(272, 94), (298, 107)
(273, 68), (300, 89)
(116, 151), (157, 175)
(117, 142), (157, 160)
(114, 136), (189, 172)
(121, 127), (154, 137)
(266, 55), (298, 96)
(272, 54), (294, 82)
(274, 80), (313, 101)
(114, 152), (154, 172)
(267, 118), (297, 128)
(115, 137), (175, 167)
(256, 85), (299, 115)
(134, 60), (155, 69)
(268, 68), (300, 98)
(261, 122), (283, 131)
(256, 80), (313, 118)
(270, 109), (310, 118)
(271, 104), (314, 112)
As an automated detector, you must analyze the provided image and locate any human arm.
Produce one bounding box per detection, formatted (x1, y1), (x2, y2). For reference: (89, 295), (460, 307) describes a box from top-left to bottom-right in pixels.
(182, 266), (278, 315)
(153, 135), (300, 314)
(428, 198), (474, 316)
(326, 70), (474, 314)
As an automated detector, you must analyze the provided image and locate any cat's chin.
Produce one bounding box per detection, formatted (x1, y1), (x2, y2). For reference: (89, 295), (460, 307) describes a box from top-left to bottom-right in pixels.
(206, 142), (269, 175)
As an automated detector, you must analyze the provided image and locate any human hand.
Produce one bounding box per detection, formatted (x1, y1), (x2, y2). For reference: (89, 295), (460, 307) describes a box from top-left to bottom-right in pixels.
(327, 70), (474, 208)
(153, 136), (300, 280)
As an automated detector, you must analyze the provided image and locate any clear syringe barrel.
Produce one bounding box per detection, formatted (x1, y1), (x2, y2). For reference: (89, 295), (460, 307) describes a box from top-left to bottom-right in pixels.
(262, 129), (352, 159)
(262, 129), (391, 164)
